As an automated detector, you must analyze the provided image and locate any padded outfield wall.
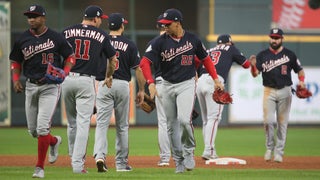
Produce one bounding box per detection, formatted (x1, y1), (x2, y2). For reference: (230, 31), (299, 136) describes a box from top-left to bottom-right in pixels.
(6, 0), (320, 126)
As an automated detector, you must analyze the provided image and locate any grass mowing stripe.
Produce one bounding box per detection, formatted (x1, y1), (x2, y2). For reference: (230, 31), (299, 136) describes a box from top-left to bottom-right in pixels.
(1, 127), (320, 156)
(0, 167), (320, 180)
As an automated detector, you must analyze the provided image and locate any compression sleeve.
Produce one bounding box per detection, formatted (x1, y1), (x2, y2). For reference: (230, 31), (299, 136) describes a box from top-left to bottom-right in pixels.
(64, 55), (76, 74)
(140, 57), (155, 84)
(242, 60), (250, 69)
(11, 61), (21, 82)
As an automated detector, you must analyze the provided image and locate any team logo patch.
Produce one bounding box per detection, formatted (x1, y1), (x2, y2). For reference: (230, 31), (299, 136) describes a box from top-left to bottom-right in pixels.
(202, 43), (207, 50)
(297, 59), (301, 66)
(30, 6), (36, 12)
(146, 45), (152, 52)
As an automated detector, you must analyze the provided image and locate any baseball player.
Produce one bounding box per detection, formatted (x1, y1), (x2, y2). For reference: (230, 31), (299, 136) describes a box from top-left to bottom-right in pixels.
(150, 14), (171, 167)
(61, 5), (117, 173)
(196, 34), (252, 160)
(9, 5), (75, 178)
(140, 8), (223, 173)
(93, 13), (145, 172)
(250, 28), (306, 163)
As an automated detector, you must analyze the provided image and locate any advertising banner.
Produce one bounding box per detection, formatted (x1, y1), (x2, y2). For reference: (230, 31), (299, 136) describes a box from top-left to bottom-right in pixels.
(229, 67), (320, 124)
(0, 2), (10, 126)
(272, 0), (320, 30)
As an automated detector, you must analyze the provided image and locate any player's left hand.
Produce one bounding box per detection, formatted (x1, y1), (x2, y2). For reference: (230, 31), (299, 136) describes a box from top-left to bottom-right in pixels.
(214, 79), (224, 91)
(13, 80), (24, 93)
(298, 81), (305, 89)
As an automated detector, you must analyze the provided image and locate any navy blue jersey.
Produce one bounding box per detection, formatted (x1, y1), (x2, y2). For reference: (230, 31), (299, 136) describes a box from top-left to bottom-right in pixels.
(143, 31), (208, 83)
(199, 44), (247, 82)
(9, 28), (74, 80)
(256, 47), (303, 88)
(145, 35), (162, 78)
(96, 35), (140, 81)
(62, 24), (116, 76)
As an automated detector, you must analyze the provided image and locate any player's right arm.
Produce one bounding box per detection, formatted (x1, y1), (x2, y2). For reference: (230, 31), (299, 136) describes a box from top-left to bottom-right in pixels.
(10, 61), (24, 93)
(139, 56), (158, 99)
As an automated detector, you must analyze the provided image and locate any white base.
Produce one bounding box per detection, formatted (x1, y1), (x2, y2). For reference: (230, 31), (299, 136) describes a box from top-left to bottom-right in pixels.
(205, 157), (247, 165)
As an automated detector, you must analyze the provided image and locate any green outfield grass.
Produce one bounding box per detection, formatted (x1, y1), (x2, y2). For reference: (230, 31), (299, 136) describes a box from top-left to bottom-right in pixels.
(0, 166), (319, 180)
(0, 126), (320, 179)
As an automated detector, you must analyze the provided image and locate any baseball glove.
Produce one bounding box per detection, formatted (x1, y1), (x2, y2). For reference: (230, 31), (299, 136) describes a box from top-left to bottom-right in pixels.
(45, 63), (66, 84)
(212, 89), (233, 104)
(295, 85), (312, 99)
(141, 93), (156, 113)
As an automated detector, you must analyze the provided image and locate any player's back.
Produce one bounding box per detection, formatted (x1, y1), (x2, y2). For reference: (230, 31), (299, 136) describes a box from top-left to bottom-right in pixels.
(98, 35), (140, 82)
(198, 44), (246, 83)
(62, 24), (110, 75)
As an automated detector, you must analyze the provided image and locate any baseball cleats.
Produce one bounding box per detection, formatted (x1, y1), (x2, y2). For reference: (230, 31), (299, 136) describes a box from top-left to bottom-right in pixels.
(157, 160), (170, 167)
(49, 136), (62, 164)
(32, 167), (44, 178)
(264, 150), (272, 161)
(201, 154), (219, 160)
(116, 165), (132, 172)
(96, 159), (108, 172)
(73, 169), (88, 174)
(274, 154), (283, 163)
(183, 155), (195, 171)
(175, 163), (185, 173)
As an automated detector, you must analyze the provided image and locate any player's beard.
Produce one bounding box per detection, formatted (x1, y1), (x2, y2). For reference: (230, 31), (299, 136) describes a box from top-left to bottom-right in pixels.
(270, 41), (282, 50)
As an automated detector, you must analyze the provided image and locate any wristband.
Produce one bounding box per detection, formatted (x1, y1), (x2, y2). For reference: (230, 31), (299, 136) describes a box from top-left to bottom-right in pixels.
(298, 76), (305, 82)
(65, 55), (76, 65)
(11, 62), (21, 70)
(251, 64), (257, 74)
(12, 73), (20, 82)
(63, 65), (71, 75)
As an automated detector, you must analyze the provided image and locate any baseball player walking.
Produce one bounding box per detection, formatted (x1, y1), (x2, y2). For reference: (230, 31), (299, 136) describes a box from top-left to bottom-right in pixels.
(150, 14), (171, 167)
(9, 5), (75, 178)
(93, 13), (145, 172)
(140, 8), (223, 173)
(250, 28), (306, 163)
(61, 5), (117, 173)
(196, 34), (252, 160)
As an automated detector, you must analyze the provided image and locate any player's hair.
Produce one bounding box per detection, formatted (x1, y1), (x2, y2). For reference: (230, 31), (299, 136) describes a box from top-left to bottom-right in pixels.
(109, 24), (121, 31)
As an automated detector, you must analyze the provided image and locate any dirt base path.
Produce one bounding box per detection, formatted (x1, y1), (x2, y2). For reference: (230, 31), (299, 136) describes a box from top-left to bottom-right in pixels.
(1, 155), (320, 170)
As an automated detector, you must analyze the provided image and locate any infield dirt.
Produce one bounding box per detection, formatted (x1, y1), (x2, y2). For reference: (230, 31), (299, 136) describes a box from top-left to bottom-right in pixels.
(1, 155), (320, 170)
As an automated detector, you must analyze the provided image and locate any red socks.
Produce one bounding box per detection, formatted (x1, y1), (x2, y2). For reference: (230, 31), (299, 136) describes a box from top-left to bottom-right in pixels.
(49, 135), (58, 146)
(36, 134), (57, 169)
